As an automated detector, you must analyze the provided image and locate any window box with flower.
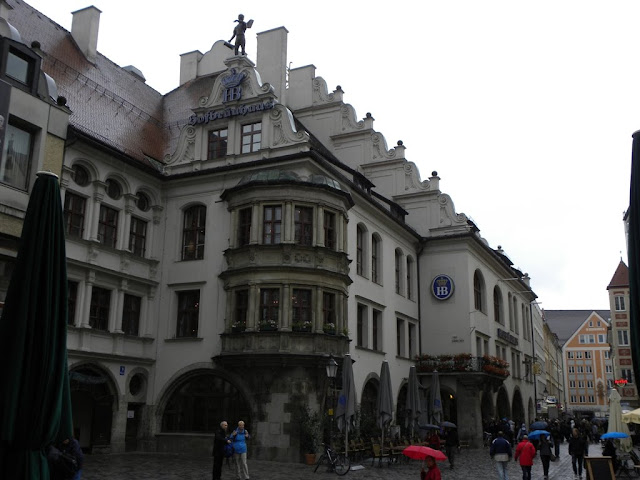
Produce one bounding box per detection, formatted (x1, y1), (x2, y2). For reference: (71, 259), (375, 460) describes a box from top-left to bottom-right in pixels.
(323, 322), (336, 335)
(292, 320), (312, 332)
(231, 320), (246, 333)
(259, 319), (279, 331)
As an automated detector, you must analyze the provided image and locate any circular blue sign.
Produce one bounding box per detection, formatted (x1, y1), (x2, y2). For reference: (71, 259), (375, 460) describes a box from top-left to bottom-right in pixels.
(431, 274), (454, 300)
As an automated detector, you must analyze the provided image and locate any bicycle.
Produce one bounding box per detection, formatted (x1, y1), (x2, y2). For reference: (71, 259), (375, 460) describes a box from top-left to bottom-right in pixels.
(313, 443), (350, 475)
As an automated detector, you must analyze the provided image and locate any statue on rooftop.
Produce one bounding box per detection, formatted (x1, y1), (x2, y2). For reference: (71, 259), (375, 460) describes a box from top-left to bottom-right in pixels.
(229, 14), (253, 56)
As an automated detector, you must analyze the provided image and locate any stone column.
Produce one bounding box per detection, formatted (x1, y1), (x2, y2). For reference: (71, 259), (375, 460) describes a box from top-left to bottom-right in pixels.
(316, 206), (325, 247)
(250, 203), (259, 244)
(74, 278), (86, 327)
(149, 205), (163, 260)
(314, 286), (323, 333)
(457, 378), (484, 448)
(110, 395), (128, 453)
(81, 271), (95, 328)
(282, 284), (291, 331)
(284, 201), (293, 243)
(247, 283), (258, 331)
(89, 181), (106, 241)
(114, 279), (127, 333)
(225, 289), (234, 332)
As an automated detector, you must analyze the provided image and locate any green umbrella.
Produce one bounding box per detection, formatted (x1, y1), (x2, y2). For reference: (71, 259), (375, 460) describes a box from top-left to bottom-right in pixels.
(630, 131), (640, 389)
(0, 172), (73, 478)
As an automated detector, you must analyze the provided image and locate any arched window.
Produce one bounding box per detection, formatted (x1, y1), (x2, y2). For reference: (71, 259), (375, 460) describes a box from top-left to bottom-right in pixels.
(493, 286), (503, 324)
(395, 249), (404, 295)
(473, 270), (485, 312)
(371, 234), (381, 284)
(162, 373), (251, 433)
(182, 205), (206, 260)
(406, 256), (414, 300)
(356, 225), (365, 276)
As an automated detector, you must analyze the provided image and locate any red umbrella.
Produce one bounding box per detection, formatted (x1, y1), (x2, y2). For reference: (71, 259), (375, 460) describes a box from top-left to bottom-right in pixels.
(402, 445), (447, 462)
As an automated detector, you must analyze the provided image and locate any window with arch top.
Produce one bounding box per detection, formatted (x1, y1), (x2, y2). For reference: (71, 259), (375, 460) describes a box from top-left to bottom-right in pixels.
(473, 270), (486, 313)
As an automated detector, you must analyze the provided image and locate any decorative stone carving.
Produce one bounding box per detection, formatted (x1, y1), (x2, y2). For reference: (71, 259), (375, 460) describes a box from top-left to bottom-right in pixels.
(340, 104), (365, 132)
(164, 125), (196, 165)
(312, 78), (342, 105)
(371, 133), (397, 161)
(404, 162), (431, 191)
(439, 194), (468, 226)
(269, 106), (307, 146)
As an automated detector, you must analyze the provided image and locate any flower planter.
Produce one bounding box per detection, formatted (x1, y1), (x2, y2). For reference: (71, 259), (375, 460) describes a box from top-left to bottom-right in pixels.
(231, 326), (246, 333)
(293, 326), (311, 333)
(259, 325), (278, 332)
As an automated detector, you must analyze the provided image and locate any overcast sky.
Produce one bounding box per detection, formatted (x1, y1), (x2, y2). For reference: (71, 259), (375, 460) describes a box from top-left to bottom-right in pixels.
(23, 0), (639, 310)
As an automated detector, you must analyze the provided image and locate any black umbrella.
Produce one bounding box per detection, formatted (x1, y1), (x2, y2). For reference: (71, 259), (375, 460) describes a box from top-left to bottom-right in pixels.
(630, 131), (640, 387)
(0, 172), (73, 478)
(376, 361), (393, 458)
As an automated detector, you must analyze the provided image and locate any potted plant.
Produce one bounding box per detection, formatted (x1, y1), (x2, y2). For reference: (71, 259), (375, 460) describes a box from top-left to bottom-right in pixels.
(323, 322), (336, 335)
(259, 319), (278, 331)
(231, 320), (246, 333)
(292, 320), (312, 332)
(299, 405), (322, 464)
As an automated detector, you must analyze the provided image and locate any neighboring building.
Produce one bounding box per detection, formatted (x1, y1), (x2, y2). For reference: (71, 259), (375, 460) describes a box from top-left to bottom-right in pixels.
(4, 1), (544, 458)
(0, 0), (70, 312)
(607, 260), (638, 407)
(540, 320), (563, 417)
(545, 310), (612, 417)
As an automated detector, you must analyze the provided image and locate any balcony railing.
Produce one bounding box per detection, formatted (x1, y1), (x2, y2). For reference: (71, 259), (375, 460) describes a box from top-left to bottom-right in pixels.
(416, 353), (510, 379)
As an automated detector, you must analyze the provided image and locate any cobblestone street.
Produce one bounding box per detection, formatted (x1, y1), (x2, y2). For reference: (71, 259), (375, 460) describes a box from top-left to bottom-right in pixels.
(81, 442), (604, 480)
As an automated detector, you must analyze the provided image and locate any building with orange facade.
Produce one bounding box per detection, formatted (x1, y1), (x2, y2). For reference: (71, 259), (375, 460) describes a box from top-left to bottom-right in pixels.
(545, 310), (612, 417)
(607, 260), (638, 408)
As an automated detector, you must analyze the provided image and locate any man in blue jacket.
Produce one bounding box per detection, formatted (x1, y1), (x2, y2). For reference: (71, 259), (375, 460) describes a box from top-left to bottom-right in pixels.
(490, 431), (513, 480)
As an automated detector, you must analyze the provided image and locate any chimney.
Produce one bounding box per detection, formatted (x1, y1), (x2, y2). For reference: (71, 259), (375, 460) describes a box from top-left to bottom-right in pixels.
(71, 6), (101, 64)
(256, 27), (288, 104)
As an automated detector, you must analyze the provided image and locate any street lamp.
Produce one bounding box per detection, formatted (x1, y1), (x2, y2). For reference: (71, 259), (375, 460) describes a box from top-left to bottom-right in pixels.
(326, 355), (338, 447)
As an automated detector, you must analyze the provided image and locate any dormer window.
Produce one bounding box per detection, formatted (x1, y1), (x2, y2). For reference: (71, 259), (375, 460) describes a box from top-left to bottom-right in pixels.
(1, 39), (41, 95)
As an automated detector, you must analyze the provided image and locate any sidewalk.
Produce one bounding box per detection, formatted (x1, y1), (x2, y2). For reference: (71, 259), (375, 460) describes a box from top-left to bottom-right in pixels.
(81, 441), (600, 480)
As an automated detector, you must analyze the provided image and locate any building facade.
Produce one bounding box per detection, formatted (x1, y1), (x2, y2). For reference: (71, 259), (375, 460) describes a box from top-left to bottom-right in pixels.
(3, 1), (545, 458)
(546, 311), (612, 417)
(607, 260), (638, 408)
(0, 0), (69, 313)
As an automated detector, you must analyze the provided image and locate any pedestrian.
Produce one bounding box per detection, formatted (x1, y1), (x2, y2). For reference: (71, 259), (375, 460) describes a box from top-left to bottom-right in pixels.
(538, 434), (553, 480)
(568, 427), (587, 480)
(232, 420), (250, 480)
(420, 455), (442, 480)
(212, 420), (230, 480)
(444, 426), (459, 469)
(428, 430), (441, 450)
(602, 438), (618, 471)
(490, 430), (512, 480)
(54, 436), (83, 480)
(514, 434), (536, 480)
(516, 423), (527, 443)
(550, 421), (562, 458)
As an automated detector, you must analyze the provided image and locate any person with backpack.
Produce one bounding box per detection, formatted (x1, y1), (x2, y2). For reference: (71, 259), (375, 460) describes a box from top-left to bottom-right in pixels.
(212, 420), (230, 480)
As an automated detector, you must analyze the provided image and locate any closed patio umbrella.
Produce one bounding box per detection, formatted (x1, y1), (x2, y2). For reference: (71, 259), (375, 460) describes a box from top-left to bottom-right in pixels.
(406, 366), (422, 438)
(376, 360), (394, 458)
(629, 131), (640, 397)
(429, 370), (443, 425)
(336, 353), (356, 459)
(0, 172), (73, 478)
(608, 389), (632, 453)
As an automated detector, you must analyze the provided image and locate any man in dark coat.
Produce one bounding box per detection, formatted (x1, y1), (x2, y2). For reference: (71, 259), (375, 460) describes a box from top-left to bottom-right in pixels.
(444, 427), (459, 469)
(212, 420), (229, 480)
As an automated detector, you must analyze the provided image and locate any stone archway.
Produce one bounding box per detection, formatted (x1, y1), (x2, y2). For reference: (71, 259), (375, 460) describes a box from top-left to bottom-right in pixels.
(496, 387), (511, 421)
(511, 388), (525, 426)
(360, 378), (379, 440)
(70, 364), (119, 453)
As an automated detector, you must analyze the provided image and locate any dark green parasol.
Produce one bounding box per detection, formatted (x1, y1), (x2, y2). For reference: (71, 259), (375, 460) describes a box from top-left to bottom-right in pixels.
(0, 171), (73, 478)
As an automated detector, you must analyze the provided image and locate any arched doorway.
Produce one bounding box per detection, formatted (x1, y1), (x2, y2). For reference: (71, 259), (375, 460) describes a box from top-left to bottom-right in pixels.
(511, 389), (525, 426)
(481, 390), (495, 425)
(161, 371), (251, 434)
(70, 365), (117, 452)
(440, 386), (458, 425)
(359, 378), (379, 440)
(496, 387), (511, 421)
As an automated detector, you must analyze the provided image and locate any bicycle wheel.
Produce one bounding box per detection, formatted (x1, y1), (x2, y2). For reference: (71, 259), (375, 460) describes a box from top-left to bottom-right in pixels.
(333, 454), (350, 476)
(313, 454), (328, 473)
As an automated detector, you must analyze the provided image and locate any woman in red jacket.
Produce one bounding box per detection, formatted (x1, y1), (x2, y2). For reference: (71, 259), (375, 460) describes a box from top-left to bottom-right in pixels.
(514, 435), (536, 480)
(420, 455), (441, 480)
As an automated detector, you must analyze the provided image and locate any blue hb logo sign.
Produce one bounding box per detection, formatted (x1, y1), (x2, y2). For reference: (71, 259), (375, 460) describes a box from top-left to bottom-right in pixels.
(431, 274), (454, 300)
